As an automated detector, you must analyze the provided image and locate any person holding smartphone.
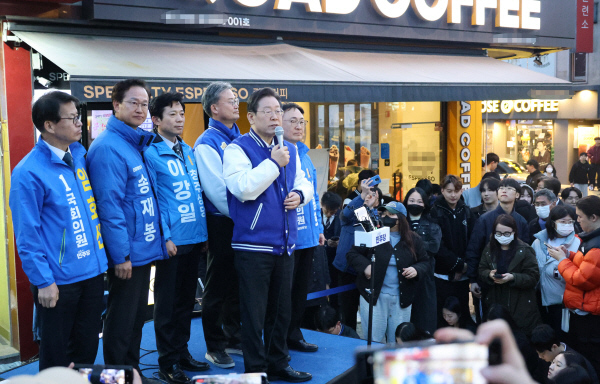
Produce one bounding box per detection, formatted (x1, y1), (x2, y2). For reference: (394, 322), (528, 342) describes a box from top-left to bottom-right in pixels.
(531, 206), (580, 334)
(478, 214), (541, 336)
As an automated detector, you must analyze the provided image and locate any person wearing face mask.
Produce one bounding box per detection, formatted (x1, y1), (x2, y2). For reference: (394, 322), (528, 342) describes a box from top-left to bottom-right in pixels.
(529, 189), (558, 244)
(479, 214), (541, 335)
(402, 187), (442, 334)
(545, 164), (558, 179)
(346, 201), (430, 343)
(531, 206), (580, 335)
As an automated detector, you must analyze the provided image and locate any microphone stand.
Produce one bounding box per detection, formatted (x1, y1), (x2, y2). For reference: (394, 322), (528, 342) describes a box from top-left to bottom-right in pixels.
(366, 246), (376, 346)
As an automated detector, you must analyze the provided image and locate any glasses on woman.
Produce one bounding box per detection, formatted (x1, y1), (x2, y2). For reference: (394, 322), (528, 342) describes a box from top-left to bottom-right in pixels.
(494, 231), (514, 237)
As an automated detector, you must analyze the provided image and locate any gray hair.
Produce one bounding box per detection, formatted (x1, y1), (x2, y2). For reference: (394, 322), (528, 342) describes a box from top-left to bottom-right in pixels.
(202, 82), (233, 117)
(533, 188), (557, 203)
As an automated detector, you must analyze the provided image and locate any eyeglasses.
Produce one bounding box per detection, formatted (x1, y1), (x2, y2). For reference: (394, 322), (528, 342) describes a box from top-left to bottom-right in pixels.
(283, 119), (307, 127)
(123, 100), (149, 110)
(256, 109), (283, 117)
(59, 115), (81, 124)
(498, 187), (516, 192)
(223, 98), (240, 106)
(494, 231), (514, 237)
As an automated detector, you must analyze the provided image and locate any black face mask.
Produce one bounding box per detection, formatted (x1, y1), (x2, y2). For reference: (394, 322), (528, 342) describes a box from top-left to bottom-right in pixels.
(406, 204), (425, 216)
(381, 217), (398, 228)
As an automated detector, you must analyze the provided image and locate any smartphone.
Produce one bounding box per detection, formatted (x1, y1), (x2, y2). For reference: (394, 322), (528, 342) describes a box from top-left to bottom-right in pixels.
(194, 372), (267, 384)
(368, 175), (382, 186)
(543, 242), (556, 250)
(367, 340), (502, 384)
(73, 364), (134, 384)
(494, 273), (504, 278)
(330, 236), (340, 241)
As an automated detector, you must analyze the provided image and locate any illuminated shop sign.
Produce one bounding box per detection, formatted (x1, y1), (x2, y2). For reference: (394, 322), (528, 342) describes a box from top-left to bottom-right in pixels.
(206, 0), (541, 29)
(482, 99), (560, 114)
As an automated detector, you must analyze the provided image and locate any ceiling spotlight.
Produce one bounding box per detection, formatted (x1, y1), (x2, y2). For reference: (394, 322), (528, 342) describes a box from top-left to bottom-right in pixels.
(533, 55), (543, 66)
(35, 76), (52, 88)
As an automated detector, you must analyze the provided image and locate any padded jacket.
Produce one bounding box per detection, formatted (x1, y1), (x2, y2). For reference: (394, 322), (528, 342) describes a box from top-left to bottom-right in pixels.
(559, 227), (600, 315)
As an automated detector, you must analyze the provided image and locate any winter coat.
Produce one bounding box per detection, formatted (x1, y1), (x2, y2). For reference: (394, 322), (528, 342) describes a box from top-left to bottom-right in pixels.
(346, 234), (430, 307)
(569, 161), (591, 184)
(559, 227), (600, 315)
(479, 239), (542, 334)
(526, 170), (544, 190)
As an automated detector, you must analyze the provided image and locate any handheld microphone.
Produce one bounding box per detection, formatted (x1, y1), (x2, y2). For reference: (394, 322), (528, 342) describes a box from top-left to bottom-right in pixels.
(275, 126), (284, 148)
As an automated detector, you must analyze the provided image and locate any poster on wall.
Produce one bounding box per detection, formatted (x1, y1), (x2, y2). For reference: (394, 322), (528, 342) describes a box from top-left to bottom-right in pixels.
(91, 110), (113, 139)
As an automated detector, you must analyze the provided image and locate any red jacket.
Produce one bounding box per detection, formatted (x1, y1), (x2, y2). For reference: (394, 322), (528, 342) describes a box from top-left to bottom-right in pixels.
(587, 145), (600, 164)
(559, 229), (600, 315)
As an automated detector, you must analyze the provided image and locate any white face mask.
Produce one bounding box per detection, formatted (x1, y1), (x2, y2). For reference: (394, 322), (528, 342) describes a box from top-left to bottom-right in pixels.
(546, 167), (553, 173)
(495, 234), (514, 245)
(556, 223), (574, 236)
(536, 205), (551, 219)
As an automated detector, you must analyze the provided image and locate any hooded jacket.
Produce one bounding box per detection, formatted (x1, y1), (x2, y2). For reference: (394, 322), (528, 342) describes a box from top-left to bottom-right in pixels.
(526, 170), (544, 189)
(10, 140), (108, 288)
(87, 115), (167, 267)
(569, 161), (591, 184)
(559, 227), (600, 315)
(143, 136), (208, 246)
(479, 239), (542, 334)
(532, 230), (580, 306)
(295, 142), (324, 249)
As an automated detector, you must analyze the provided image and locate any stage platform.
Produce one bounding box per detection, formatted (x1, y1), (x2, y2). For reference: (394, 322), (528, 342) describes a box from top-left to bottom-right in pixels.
(0, 317), (364, 383)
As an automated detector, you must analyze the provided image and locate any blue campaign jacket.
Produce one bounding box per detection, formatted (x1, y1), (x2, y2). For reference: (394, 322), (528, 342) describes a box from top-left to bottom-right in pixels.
(227, 133), (299, 256)
(295, 142), (324, 249)
(193, 118), (241, 216)
(10, 140), (108, 288)
(144, 136), (208, 246)
(87, 116), (167, 267)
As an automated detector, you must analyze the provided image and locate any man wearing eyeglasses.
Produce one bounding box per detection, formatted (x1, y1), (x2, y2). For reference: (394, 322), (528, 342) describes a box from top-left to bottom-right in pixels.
(281, 103), (325, 354)
(87, 79), (167, 383)
(223, 88), (314, 382)
(193, 82), (242, 369)
(10, 91), (108, 370)
(465, 178), (530, 322)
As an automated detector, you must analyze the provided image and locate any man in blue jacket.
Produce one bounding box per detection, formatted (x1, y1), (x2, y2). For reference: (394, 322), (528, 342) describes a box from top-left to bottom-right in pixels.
(194, 82), (242, 369)
(10, 91), (108, 370)
(145, 92), (210, 383)
(87, 79), (167, 381)
(281, 103), (324, 353)
(223, 88), (314, 382)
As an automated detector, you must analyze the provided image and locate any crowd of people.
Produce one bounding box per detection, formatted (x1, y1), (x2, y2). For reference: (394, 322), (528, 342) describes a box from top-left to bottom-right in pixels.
(8, 79), (600, 384)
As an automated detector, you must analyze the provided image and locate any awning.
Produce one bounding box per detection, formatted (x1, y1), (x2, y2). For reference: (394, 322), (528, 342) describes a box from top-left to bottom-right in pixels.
(14, 31), (571, 103)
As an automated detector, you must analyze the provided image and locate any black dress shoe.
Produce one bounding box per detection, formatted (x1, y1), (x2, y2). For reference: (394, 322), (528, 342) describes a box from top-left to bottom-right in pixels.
(287, 354), (292, 362)
(287, 339), (318, 352)
(179, 354), (210, 372)
(158, 364), (191, 384)
(267, 366), (312, 383)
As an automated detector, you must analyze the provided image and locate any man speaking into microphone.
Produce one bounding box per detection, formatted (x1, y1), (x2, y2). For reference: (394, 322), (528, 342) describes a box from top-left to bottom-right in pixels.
(223, 88), (314, 382)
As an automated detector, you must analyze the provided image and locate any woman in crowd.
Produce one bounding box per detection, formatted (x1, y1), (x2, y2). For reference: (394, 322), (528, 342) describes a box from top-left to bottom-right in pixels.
(394, 322), (432, 344)
(548, 196), (600, 378)
(550, 365), (592, 384)
(545, 163), (558, 179)
(532, 205), (580, 333)
(479, 214), (541, 335)
(561, 187), (583, 209)
(520, 183), (535, 205)
(402, 187), (441, 334)
(548, 351), (597, 383)
(441, 296), (477, 332)
(346, 201), (429, 343)
(332, 179), (380, 331)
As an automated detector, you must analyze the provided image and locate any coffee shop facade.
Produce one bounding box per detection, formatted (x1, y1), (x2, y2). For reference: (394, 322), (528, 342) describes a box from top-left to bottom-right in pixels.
(0, 0), (577, 358)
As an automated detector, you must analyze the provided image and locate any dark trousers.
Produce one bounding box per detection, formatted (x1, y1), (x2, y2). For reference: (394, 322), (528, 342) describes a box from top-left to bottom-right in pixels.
(540, 304), (564, 338)
(103, 264), (152, 371)
(32, 274), (104, 370)
(235, 250), (293, 373)
(287, 247), (315, 343)
(338, 271), (360, 331)
(569, 312), (600, 378)
(154, 245), (202, 368)
(202, 215), (241, 352)
(590, 164), (600, 189)
(435, 278), (471, 329)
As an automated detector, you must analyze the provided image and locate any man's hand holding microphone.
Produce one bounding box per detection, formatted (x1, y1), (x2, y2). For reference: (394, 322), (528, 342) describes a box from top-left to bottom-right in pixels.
(273, 126), (301, 210)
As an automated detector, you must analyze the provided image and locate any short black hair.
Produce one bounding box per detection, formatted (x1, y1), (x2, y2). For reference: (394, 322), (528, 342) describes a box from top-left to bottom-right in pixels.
(499, 178), (522, 196)
(247, 87), (281, 113)
(112, 79), (150, 104)
(314, 306), (340, 331)
(395, 322), (431, 343)
(482, 172), (501, 181)
(541, 177), (561, 196)
(415, 179), (433, 197)
(149, 92), (185, 120)
(31, 91), (80, 132)
(321, 191), (342, 211)
(561, 187), (582, 201)
(358, 170), (376, 183)
(486, 153), (500, 164)
(526, 159), (540, 169)
(577, 195), (600, 219)
(480, 177), (500, 192)
(531, 324), (561, 353)
(282, 102), (304, 114)
(580, 152), (588, 157)
(431, 184), (441, 195)
(595, 137), (600, 140)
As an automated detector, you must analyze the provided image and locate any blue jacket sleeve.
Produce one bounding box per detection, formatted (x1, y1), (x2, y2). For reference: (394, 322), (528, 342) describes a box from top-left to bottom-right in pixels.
(87, 147), (130, 265)
(341, 195), (364, 225)
(9, 169), (55, 288)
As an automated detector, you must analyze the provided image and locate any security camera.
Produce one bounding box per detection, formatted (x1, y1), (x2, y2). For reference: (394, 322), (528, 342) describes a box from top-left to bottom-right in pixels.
(35, 76), (52, 88)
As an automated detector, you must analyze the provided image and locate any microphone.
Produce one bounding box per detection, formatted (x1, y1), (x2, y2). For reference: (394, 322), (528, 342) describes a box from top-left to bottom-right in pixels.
(275, 126), (284, 148)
